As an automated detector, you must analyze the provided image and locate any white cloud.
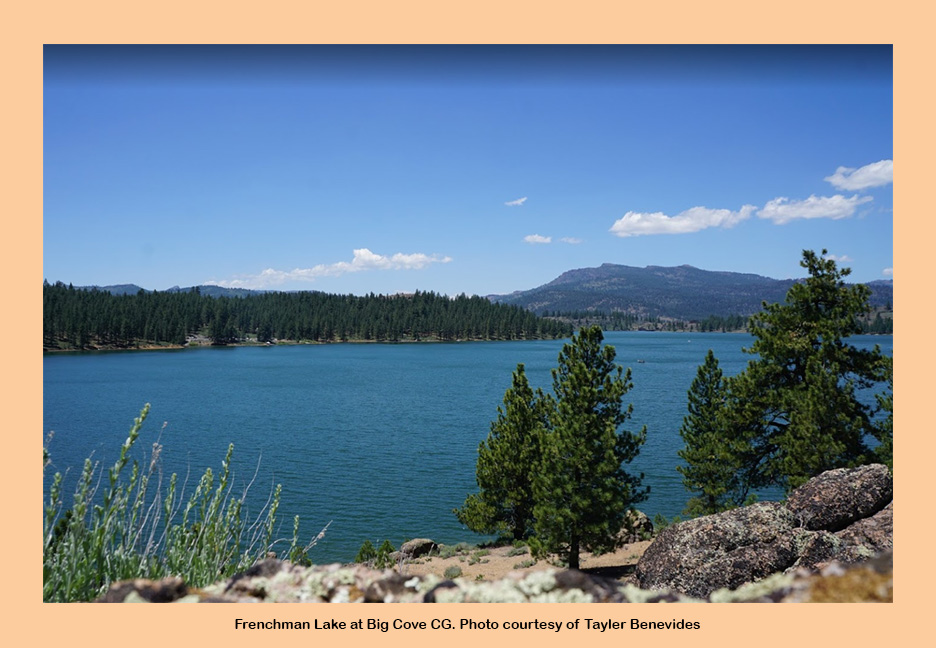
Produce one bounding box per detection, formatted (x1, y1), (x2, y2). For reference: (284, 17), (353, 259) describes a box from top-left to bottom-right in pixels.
(523, 234), (552, 244)
(825, 159), (893, 191)
(883, 267), (893, 277)
(609, 205), (755, 237)
(757, 194), (873, 225)
(206, 248), (453, 289)
(560, 237), (583, 244)
(824, 253), (853, 263)
(505, 197), (528, 207)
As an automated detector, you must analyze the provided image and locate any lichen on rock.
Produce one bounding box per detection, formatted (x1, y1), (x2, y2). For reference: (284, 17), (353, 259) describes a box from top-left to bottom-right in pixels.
(635, 464), (893, 598)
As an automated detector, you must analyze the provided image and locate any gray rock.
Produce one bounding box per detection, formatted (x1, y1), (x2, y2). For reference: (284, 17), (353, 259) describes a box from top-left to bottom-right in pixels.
(788, 530), (845, 572)
(635, 465), (893, 598)
(400, 538), (437, 559)
(835, 501), (893, 553)
(618, 509), (654, 543)
(95, 576), (188, 603)
(785, 464), (892, 531)
(94, 552), (892, 603)
(635, 502), (797, 598)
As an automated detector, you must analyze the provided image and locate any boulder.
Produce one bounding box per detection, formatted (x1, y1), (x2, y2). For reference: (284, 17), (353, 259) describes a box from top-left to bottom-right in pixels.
(835, 501), (893, 553)
(400, 538), (437, 559)
(95, 576), (189, 603)
(785, 464), (892, 531)
(618, 509), (654, 543)
(635, 464), (893, 598)
(635, 502), (798, 598)
(788, 530), (846, 572)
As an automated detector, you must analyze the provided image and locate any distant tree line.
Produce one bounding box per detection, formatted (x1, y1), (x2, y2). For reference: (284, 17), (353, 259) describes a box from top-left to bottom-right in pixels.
(858, 310), (894, 334)
(543, 310), (754, 333)
(543, 308), (891, 334)
(43, 281), (573, 350)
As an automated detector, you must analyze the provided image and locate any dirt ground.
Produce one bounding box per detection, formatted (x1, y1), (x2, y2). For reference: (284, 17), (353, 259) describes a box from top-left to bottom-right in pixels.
(399, 540), (653, 582)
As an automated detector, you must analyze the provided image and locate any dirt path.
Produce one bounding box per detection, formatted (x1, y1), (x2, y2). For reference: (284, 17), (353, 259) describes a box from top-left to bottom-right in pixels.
(400, 540), (653, 582)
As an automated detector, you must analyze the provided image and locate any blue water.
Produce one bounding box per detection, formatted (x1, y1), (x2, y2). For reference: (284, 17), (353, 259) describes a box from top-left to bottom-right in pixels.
(42, 332), (892, 563)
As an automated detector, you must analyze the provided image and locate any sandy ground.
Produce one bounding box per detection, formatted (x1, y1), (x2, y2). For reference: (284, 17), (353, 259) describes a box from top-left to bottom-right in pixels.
(399, 540), (653, 582)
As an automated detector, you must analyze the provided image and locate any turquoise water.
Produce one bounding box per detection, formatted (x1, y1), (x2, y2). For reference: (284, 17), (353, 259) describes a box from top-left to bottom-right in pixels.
(42, 332), (892, 563)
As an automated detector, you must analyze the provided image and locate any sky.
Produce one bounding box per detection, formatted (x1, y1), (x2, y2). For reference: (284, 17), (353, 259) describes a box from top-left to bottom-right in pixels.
(43, 45), (893, 297)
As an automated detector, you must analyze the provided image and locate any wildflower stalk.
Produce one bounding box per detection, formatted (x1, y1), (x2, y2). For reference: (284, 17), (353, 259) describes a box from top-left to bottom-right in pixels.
(42, 404), (321, 602)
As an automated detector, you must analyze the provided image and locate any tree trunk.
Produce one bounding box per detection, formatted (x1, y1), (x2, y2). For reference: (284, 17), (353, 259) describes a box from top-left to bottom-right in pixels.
(569, 533), (580, 570)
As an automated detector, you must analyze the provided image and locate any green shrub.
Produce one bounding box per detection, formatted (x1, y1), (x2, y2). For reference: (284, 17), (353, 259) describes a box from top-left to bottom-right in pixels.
(443, 565), (463, 579)
(375, 539), (396, 569)
(468, 549), (490, 565)
(439, 544), (457, 559)
(42, 404), (323, 602)
(355, 539), (377, 564)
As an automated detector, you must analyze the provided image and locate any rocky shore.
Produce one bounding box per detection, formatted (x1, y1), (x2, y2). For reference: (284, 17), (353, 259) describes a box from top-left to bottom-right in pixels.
(96, 464), (893, 603)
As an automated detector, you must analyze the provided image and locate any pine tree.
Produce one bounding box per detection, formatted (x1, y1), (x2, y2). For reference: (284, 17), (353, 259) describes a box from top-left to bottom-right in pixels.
(354, 539), (377, 564)
(454, 364), (546, 541)
(726, 250), (893, 491)
(532, 326), (647, 570)
(871, 373), (893, 470)
(677, 349), (752, 516)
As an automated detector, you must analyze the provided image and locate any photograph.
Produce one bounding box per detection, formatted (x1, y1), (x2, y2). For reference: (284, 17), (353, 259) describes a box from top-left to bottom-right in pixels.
(41, 45), (894, 608)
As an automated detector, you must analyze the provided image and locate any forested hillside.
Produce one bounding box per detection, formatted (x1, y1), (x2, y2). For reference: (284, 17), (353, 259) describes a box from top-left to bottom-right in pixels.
(43, 282), (573, 350)
(543, 307), (892, 334)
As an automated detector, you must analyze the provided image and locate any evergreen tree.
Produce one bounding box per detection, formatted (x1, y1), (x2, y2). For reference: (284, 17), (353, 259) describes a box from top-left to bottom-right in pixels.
(454, 364), (545, 541)
(871, 373), (893, 470)
(208, 315), (237, 346)
(354, 539), (377, 564)
(532, 326), (647, 570)
(374, 540), (396, 569)
(677, 349), (752, 516)
(42, 281), (572, 350)
(725, 250), (893, 491)
(257, 320), (274, 344)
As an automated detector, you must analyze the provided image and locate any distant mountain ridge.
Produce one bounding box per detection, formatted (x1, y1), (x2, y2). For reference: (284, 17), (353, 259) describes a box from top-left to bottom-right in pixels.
(73, 262), (893, 322)
(488, 263), (893, 321)
(76, 283), (273, 298)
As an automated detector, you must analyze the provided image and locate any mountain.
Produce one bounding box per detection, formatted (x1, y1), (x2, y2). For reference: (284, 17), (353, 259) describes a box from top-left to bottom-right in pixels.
(79, 284), (270, 298)
(90, 283), (148, 296)
(75, 265), (894, 322)
(488, 263), (893, 321)
(164, 285), (272, 298)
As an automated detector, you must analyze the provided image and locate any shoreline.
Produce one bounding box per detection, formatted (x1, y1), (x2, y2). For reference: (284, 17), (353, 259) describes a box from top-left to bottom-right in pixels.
(42, 336), (565, 354)
(42, 329), (894, 355)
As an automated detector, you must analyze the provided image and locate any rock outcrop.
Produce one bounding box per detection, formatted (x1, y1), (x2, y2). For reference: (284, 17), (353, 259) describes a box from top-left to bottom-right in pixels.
(399, 538), (437, 559)
(94, 464), (893, 604)
(619, 509), (654, 543)
(635, 464), (893, 598)
(95, 552), (892, 603)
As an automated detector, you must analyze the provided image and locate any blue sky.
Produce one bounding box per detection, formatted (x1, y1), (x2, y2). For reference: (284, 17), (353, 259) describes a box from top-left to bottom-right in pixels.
(43, 45), (893, 297)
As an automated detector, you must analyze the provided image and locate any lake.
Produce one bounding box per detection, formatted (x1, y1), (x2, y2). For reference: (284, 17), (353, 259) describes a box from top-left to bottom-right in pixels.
(42, 332), (892, 564)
